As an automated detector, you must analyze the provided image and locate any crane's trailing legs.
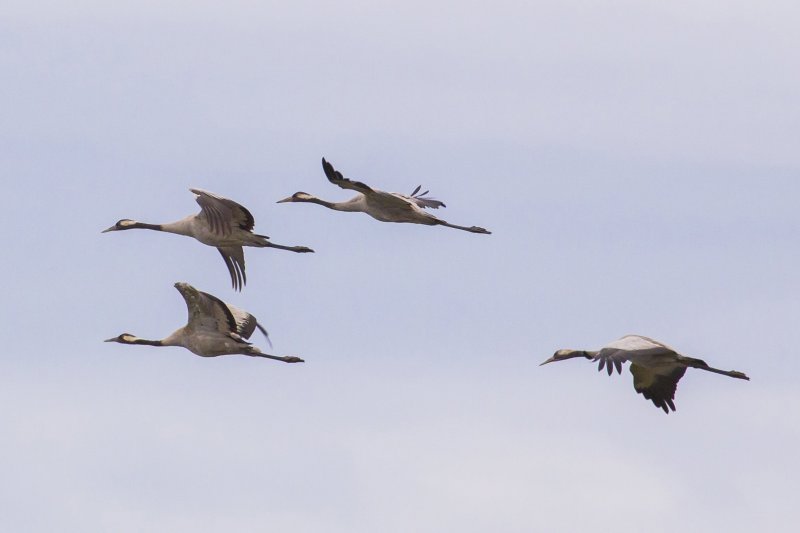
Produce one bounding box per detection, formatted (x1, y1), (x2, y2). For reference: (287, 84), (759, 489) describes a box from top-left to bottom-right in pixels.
(436, 221), (492, 234)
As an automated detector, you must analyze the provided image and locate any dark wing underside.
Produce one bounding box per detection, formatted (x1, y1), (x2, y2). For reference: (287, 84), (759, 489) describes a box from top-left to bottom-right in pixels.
(321, 158), (374, 194)
(630, 364), (687, 413)
(192, 188), (256, 236)
(217, 246), (246, 291)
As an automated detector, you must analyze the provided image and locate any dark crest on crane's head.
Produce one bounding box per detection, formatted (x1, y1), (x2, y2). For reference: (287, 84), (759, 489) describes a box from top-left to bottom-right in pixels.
(276, 192), (314, 203)
(102, 219), (138, 233)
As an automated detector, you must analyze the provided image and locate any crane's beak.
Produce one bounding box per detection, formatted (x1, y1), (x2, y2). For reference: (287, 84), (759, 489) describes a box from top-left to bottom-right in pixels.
(276, 197), (293, 203)
(101, 225), (118, 233)
(103, 337), (117, 342)
(539, 356), (557, 366)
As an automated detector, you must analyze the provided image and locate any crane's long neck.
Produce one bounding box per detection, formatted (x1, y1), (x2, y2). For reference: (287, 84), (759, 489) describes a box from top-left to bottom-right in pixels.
(130, 338), (165, 347)
(156, 217), (195, 237)
(124, 219), (194, 237)
(303, 196), (364, 212)
(130, 222), (164, 232)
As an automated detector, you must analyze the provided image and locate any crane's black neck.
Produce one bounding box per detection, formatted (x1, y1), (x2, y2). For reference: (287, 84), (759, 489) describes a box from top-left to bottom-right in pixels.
(132, 222), (163, 231)
(132, 338), (164, 346)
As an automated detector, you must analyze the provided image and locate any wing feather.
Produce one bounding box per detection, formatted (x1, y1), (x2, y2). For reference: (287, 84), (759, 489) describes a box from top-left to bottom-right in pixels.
(321, 158), (374, 194)
(630, 364), (686, 413)
(175, 284), (237, 335)
(405, 186), (446, 209)
(217, 246), (246, 291)
(192, 188), (256, 235)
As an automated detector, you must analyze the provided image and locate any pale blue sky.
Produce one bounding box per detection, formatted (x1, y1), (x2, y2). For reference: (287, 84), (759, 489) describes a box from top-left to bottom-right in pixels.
(2, 1), (799, 532)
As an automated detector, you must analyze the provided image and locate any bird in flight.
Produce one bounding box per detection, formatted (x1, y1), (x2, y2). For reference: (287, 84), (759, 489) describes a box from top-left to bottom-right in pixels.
(277, 158), (491, 234)
(103, 188), (314, 290)
(105, 282), (304, 363)
(541, 334), (749, 413)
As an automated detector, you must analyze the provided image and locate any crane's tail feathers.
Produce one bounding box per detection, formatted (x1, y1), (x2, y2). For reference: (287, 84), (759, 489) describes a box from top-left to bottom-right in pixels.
(409, 186), (446, 209)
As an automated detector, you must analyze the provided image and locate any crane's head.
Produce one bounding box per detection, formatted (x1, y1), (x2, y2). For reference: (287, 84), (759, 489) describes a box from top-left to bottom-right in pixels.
(102, 219), (138, 233)
(104, 333), (139, 344)
(540, 349), (592, 366)
(277, 192), (315, 203)
(104, 333), (163, 347)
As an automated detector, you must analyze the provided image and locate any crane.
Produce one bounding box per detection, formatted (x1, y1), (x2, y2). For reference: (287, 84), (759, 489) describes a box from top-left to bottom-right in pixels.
(277, 158), (491, 234)
(105, 282), (304, 363)
(541, 334), (749, 413)
(103, 188), (314, 290)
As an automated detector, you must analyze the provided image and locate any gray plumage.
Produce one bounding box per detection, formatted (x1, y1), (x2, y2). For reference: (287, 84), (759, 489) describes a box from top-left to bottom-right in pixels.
(541, 334), (749, 413)
(276, 158), (490, 234)
(102, 188), (314, 290)
(104, 282), (303, 363)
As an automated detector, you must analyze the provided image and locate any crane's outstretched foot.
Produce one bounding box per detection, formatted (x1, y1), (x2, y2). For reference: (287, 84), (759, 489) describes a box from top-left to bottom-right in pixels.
(468, 226), (491, 234)
(438, 221), (492, 234)
(245, 347), (305, 363)
(264, 242), (315, 253)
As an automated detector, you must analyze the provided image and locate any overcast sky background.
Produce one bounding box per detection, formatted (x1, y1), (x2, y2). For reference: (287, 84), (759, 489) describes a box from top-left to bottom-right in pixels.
(2, 1), (799, 531)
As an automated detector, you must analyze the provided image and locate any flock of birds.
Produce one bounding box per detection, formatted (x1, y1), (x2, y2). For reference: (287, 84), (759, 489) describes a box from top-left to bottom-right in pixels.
(103, 157), (749, 414)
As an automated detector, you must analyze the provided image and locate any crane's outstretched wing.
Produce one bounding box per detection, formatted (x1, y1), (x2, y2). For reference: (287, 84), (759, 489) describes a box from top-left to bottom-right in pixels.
(217, 246), (246, 291)
(615, 334), (678, 352)
(630, 364), (687, 413)
(595, 335), (677, 376)
(321, 158), (374, 194)
(175, 282), (269, 344)
(175, 283), (238, 335)
(192, 188), (256, 236)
